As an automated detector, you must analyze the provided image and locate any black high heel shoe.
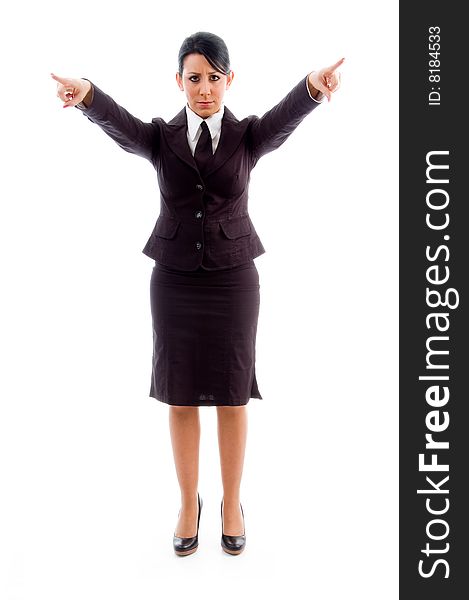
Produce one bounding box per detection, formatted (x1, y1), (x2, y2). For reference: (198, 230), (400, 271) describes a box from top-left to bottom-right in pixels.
(173, 493), (202, 556)
(221, 498), (246, 555)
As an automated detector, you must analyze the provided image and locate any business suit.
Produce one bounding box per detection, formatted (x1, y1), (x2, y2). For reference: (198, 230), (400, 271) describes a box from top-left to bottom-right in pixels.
(75, 74), (322, 406)
(76, 74), (322, 271)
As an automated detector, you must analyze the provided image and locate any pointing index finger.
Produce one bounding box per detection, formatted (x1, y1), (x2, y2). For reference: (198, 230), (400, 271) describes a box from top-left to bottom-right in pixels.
(326, 57), (345, 74)
(50, 73), (68, 84)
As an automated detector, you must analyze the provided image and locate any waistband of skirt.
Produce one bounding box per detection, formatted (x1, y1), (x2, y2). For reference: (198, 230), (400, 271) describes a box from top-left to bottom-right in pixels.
(154, 259), (255, 274)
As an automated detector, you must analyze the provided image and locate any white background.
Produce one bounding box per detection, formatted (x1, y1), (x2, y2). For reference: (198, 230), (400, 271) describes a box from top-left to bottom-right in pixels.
(0, 0), (398, 598)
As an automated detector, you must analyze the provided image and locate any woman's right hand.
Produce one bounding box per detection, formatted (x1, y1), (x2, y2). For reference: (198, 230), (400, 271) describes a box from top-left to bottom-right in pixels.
(50, 73), (91, 108)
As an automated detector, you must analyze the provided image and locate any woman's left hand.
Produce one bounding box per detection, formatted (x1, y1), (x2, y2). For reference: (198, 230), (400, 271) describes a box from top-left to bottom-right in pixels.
(308, 58), (345, 102)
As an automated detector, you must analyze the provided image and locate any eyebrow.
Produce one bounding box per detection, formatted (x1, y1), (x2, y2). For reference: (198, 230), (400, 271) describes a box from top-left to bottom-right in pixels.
(187, 71), (220, 75)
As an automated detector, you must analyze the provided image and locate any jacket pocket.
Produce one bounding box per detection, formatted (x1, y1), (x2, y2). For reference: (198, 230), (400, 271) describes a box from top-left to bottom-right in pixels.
(153, 215), (180, 239)
(219, 215), (252, 239)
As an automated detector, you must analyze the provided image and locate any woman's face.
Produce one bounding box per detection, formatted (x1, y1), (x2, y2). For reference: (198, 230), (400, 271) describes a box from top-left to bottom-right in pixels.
(176, 52), (234, 118)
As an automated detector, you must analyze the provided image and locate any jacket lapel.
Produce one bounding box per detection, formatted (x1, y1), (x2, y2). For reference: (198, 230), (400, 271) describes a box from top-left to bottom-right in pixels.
(157, 106), (250, 178)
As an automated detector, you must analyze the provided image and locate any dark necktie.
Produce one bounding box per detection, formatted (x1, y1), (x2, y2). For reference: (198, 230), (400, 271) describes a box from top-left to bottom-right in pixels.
(194, 120), (213, 176)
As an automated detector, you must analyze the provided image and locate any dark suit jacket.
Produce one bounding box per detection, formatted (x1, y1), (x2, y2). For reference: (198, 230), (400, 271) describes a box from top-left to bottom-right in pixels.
(76, 75), (321, 270)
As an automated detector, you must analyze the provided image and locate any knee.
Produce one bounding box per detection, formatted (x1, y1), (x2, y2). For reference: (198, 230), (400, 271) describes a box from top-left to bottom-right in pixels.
(170, 405), (199, 417)
(216, 405), (246, 415)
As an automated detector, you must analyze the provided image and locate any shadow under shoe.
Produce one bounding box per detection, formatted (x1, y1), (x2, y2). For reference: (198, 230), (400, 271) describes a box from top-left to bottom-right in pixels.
(221, 498), (246, 555)
(173, 493), (203, 556)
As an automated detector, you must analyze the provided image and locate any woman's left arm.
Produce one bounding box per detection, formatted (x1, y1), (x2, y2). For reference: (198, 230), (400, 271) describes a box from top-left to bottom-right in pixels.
(248, 57), (344, 161)
(307, 58), (344, 102)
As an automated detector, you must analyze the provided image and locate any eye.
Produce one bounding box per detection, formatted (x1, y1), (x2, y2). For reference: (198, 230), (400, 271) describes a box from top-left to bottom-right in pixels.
(188, 75), (221, 82)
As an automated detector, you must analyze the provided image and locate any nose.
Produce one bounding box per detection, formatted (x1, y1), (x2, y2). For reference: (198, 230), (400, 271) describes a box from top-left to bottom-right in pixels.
(199, 77), (212, 96)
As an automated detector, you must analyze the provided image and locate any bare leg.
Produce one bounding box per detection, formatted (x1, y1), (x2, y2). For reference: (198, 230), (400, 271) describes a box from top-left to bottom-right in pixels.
(169, 406), (200, 537)
(216, 405), (247, 535)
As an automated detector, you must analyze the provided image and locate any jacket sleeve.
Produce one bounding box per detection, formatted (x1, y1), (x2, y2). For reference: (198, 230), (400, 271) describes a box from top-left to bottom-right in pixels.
(248, 75), (322, 161)
(74, 78), (159, 163)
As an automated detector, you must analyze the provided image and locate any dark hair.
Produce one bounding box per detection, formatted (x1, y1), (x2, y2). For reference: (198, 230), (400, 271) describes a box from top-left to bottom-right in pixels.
(178, 31), (231, 76)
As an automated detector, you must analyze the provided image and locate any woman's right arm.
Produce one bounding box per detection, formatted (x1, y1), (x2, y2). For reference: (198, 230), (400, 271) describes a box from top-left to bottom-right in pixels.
(51, 73), (159, 163)
(75, 82), (94, 109)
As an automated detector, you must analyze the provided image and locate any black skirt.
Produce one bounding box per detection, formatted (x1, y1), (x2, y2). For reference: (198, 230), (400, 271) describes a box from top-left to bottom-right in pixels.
(148, 259), (263, 406)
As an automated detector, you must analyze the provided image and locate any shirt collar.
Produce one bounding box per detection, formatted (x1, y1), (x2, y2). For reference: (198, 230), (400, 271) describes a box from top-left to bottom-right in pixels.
(185, 103), (225, 141)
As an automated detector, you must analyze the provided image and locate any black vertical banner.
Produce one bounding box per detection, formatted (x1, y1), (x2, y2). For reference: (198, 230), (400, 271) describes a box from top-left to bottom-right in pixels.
(400, 2), (468, 597)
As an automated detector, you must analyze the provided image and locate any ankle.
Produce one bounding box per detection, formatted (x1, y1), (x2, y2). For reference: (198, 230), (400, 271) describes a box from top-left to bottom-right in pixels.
(180, 492), (199, 505)
(222, 496), (241, 509)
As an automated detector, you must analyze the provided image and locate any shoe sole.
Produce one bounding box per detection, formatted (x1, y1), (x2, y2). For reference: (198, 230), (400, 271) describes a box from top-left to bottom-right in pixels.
(174, 545), (199, 556)
(221, 543), (245, 555)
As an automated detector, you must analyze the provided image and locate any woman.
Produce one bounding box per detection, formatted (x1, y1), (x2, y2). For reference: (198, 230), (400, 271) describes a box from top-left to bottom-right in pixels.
(51, 31), (343, 557)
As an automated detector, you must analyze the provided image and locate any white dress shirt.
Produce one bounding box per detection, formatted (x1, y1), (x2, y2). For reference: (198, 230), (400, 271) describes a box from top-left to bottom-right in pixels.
(184, 74), (324, 155)
(185, 102), (225, 156)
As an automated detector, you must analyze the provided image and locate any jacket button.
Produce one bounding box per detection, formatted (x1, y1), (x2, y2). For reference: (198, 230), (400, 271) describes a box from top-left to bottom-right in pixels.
(196, 241), (202, 250)
(195, 210), (203, 218)
(196, 184), (203, 191)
